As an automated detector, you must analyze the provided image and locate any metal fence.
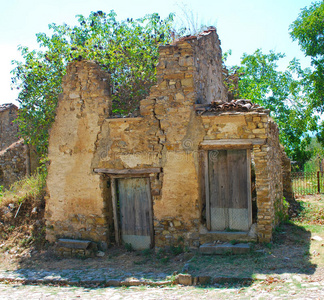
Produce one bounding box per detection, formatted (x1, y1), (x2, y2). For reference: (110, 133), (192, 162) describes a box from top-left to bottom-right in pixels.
(291, 171), (324, 195)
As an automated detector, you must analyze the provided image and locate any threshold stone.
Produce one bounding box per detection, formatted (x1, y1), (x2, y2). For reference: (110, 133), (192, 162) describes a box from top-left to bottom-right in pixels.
(199, 242), (251, 255)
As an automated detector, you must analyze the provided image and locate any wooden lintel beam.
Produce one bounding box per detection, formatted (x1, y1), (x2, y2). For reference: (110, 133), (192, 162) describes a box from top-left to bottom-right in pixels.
(200, 138), (266, 147)
(93, 168), (161, 175)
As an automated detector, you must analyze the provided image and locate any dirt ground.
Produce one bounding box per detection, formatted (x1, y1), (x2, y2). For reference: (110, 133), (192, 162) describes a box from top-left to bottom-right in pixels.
(0, 195), (323, 284)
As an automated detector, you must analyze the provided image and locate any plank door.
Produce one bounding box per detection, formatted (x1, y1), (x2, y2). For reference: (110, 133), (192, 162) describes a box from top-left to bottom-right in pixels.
(117, 177), (153, 250)
(208, 149), (252, 231)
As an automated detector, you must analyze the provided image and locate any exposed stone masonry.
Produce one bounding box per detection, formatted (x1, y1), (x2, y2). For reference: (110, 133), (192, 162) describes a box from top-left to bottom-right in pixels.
(0, 140), (27, 188)
(0, 104), (19, 151)
(0, 104), (31, 189)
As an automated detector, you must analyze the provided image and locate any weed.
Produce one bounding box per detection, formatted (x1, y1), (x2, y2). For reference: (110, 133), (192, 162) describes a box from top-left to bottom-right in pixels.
(124, 243), (134, 252)
(230, 240), (238, 245)
(7, 225), (15, 232)
(170, 245), (184, 256)
(156, 248), (166, 259)
(141, 248), (152, 256)
(263, 242), (273, 249)
(177, 236), (184, 243)
(161, 256), (169, 263)
(225, 227), (239, 232)
(134, 259), (147, 265)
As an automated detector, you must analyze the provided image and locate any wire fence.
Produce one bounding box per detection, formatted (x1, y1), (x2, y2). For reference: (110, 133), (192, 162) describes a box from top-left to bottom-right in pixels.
(291, 171), (324, 195)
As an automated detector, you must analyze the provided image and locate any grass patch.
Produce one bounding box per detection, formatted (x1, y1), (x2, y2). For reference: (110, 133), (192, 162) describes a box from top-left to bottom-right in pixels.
(0, 171), (47, 253)
(0, 172), (46, 208)
(292, 198), (324, 226)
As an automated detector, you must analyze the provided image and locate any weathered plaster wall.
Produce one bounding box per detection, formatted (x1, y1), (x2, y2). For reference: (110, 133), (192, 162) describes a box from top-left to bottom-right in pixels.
(200, 112), (268, 140)
(45, 61), (111, 245)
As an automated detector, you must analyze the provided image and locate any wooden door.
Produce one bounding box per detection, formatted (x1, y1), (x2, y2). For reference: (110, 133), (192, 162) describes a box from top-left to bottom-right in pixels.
(208, 149), (252, 231)
(117, 177), (153, 250)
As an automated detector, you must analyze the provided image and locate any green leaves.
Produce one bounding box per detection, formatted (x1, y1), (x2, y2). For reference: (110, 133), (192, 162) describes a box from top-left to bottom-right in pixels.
(11, 10), (174, 156)
(290, 1), (324, 113)
(226, 49), (317, 164)
(290, 1), (324, 59)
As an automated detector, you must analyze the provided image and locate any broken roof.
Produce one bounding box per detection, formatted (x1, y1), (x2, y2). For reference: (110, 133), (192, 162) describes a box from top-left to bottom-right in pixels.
(194, 99), (270, 115)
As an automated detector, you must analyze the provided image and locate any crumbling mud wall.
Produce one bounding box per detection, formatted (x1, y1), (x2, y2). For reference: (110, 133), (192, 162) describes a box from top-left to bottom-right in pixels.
(45, 61), (112, 247)
(46, 28), (292, 248)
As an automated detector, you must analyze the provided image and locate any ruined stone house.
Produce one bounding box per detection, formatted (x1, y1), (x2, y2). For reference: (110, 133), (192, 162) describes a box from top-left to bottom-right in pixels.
(0, 103), (38, 188)
(45, 29), (292, 250)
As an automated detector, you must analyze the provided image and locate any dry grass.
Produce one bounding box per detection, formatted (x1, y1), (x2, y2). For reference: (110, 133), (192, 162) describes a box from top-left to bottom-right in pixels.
(0, 172), (47, 264)
(0, 172), (46, 208)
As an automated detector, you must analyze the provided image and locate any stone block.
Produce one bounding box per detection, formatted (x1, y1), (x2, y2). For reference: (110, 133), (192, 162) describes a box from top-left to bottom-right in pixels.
(164, 73), (185, 80)
(177, 274), (193, 285)
(199, 242), (251, 255)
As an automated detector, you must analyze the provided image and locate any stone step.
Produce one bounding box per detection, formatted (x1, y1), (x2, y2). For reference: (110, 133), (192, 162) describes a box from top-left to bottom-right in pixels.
(57, 238), (93, 250)
(199, 242), (251, 255)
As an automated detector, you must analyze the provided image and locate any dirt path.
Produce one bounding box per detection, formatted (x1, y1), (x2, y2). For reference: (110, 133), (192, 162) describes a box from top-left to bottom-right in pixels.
(0, 278), (323, 300)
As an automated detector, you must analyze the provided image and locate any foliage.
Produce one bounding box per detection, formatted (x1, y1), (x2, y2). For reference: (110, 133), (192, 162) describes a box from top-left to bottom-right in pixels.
(174, 3), (208, 36)
(0, 171), (46, 207)
(124, 242), (134, 252)
(303, 137), (324, 172)
(11, 11), (174, 156)
(225, 49), (317, 164)
(170, 244), (184, 256)
(290, 1), (324, 113)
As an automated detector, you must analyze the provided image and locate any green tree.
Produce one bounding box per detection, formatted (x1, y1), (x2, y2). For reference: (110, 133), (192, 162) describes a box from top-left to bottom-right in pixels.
(303, 137), (324, 172)
(225, 49), (317, 165)
(290, 1), (324, 111)
(11, 10), (174, 156)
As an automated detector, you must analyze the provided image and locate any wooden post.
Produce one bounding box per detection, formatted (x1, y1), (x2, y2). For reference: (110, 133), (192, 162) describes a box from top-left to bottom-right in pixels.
(204, 151), (211, 231)
(111, 178), (120, 245)
(317, 171), (320, 194)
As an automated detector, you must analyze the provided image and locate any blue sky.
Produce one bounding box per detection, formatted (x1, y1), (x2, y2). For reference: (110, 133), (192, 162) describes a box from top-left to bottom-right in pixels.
(0, 0), (315, 105)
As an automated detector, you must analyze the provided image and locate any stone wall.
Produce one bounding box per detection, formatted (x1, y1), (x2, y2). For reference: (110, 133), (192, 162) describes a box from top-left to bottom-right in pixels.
(0, 140), (27, 188)
(192, 28), (228, 103)
(281, 147), (294, 202)
(253, 120), (283, 242)
(0, 104), (19, 151)
(0, 104), (35, 189)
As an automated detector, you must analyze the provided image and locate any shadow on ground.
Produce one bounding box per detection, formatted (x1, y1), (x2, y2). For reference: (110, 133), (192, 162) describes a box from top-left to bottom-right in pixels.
(4, 220), (316, 289)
